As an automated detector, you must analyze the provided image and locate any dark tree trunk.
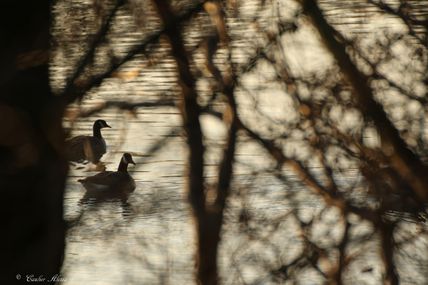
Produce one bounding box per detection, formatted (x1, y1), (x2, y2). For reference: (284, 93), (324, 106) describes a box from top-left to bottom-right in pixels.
(0, 2), (67, 283)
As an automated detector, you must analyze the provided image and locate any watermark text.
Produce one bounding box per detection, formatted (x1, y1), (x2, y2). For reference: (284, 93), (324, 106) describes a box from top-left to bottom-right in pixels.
(15, 274), (66, 283)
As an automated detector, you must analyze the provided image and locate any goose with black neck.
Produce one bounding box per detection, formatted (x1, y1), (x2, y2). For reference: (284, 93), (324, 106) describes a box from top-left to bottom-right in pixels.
(78, 153), (137, 197)
(66, 119), (111, 163)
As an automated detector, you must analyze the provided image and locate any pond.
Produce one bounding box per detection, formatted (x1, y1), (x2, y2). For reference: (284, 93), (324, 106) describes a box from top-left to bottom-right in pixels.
(62, 106), (324, 284)
(54, 0), (428, 284)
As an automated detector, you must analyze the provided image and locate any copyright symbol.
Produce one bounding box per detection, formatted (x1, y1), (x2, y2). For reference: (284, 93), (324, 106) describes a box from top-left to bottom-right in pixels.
(16, 274), (21, 280)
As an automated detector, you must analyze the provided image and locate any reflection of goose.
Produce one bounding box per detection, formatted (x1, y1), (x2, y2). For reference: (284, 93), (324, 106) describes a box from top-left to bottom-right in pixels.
(66, 119), (111, 163)
(78, 153), (136, 195)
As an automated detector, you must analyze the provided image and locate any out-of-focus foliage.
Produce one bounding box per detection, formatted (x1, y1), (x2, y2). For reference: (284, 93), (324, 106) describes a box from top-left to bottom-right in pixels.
(56, 0), (428, 284)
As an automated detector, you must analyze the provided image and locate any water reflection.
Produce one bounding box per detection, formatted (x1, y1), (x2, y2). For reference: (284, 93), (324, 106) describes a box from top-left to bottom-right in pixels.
(79, 199), (135, 219)
(64, 177), (195, 284)
(79, 188), (134, 206)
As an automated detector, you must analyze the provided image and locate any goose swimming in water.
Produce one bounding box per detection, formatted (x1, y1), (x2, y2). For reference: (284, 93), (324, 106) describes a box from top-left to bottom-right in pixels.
(66, 119), (111, 163)
(78, 153), (136, 195)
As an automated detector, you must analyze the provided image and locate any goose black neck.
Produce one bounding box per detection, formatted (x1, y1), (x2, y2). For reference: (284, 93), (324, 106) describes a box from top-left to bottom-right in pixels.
(118, 161), (128, 173)
(93, 124), (102, 138)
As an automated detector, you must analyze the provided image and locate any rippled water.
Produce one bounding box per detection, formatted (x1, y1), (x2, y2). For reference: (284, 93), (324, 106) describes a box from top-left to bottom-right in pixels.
(55, 0), (428, 284)
(62, 111), (390, 284)
(62, 108), (316, 284)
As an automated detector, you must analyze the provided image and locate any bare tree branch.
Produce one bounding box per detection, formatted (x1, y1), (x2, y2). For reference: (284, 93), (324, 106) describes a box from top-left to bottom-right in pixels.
(64, 1), (206, 104)
(68, 98), (176, 119)
(301, 0), (428, 203)
(152, 1), (211, 284)
(62, 0), (126, 103)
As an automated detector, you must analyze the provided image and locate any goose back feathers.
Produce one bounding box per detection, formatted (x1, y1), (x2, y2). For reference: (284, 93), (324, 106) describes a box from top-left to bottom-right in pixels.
(66, 119), (111, 163)
(78, 153), (136, 194)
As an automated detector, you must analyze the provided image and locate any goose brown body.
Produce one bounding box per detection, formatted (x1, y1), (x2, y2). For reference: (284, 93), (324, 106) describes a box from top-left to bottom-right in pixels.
(66, 119), (110, 163)
(78, 153), (136, 194)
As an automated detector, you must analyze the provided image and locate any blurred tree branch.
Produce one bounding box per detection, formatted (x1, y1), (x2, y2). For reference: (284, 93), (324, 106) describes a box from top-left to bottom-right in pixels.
(152, 1), (209, 284)
(62, 0), (126, 103)
(301, 0), (428, 204)
(63, 0), (206, 104)
(55, 0), (428, 283)
(0, 1), (67, 282)
(67, 97), (176, 119)
(367, 0), (427, 46)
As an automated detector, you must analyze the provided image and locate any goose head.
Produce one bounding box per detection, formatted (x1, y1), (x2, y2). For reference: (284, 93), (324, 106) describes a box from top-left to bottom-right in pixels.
(94, 119), (111, 129)
(93, 119), (111, 138)
(123, 153), (136, 165)
(118, 153), (136, 172)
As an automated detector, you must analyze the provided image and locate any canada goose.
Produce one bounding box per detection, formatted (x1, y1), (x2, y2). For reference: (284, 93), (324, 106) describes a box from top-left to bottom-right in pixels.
(66, 119), (111, 163)
(78, 153), (136, 195)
